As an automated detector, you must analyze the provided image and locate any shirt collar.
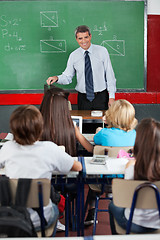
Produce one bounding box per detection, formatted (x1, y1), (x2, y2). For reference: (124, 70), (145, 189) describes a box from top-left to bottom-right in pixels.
(81, 44), (93, 55)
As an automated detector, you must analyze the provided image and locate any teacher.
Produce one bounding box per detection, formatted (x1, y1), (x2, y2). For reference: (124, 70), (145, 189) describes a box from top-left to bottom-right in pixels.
(46, 25), (116, 110)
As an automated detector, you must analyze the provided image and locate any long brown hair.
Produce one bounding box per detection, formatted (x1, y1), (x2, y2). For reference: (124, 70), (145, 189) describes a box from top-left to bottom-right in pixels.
(40, 86), (77, 156)
(134, 118), (160, 181)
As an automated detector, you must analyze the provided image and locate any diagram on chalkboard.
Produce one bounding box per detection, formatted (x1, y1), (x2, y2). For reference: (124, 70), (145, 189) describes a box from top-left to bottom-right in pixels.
(93, 24), (107, 35)
(101, 40), (125, 56)
(40, 11), (58, 27)
(40, 40), (66, 53)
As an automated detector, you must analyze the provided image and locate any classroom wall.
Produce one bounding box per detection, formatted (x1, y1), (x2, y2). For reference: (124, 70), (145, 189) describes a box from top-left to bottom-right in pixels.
(0, 0), (160, 102)
(148, 0), (160, 14)
(147, 0), (160, 92)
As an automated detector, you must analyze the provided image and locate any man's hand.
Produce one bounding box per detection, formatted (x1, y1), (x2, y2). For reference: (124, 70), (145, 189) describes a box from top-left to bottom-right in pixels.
(108, 98), (115, 108)
(46, 76), (58, 85)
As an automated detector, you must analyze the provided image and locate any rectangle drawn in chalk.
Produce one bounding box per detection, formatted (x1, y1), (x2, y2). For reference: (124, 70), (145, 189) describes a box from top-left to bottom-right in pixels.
(40, 11), (58, 27)
(101, 40), (125, 56)
(40, 40), (66, 53)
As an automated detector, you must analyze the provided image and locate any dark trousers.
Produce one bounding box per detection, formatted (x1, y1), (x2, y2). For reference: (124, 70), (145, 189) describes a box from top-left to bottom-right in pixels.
(78, 89), (109, 110)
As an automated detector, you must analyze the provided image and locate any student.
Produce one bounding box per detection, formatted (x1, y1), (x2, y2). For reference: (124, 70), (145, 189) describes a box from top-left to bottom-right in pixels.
(40, 86), (93, 155)
(46, 25), (116, 110)
(0, 105), (82, 234)
(40, 86), (92, 230)
(93, 99), (138, 146)
(109, 118), (160, 234)
(84, 99), (138, 226)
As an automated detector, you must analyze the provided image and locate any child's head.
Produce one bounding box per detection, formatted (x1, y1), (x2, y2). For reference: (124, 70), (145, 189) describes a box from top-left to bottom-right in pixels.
(40, 87), (72, 136)
(41, 86), (70, 116)
(104, 99), (137, 131)
(10, 105), (43, 145)
(134, 118), (160, 181)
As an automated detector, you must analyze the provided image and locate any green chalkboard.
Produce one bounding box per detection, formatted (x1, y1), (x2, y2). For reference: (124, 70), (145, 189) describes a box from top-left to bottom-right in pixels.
(0, 0), (146, 92)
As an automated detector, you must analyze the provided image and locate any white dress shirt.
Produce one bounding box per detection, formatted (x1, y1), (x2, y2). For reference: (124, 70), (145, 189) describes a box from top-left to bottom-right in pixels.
(57, 44), (116, 99)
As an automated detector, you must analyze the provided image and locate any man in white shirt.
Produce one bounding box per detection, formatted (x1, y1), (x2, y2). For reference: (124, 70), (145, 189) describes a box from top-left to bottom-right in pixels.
(46, 25), (116, 110)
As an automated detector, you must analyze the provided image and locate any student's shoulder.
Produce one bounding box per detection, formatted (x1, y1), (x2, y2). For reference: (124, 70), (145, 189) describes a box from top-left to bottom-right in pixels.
(38, 141), (67, 154)
(98, 128), (120, 138)
(0, 140), (16, 153)
(37, 140), (57, 147)
(101, 127), (113, 133)
(128, 129), (136, 136)
(95, 127), (108, 137)
(132, 129), (136, 133)
(1, 140), (15, 147)
(36, 141), (58, 151)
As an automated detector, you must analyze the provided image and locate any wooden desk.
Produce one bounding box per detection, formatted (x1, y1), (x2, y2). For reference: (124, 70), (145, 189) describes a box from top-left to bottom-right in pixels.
(70, 110), (105, 123)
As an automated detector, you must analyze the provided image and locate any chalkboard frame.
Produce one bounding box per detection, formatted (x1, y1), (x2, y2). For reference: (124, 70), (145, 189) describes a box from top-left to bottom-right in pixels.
(0, 0), (147, 93)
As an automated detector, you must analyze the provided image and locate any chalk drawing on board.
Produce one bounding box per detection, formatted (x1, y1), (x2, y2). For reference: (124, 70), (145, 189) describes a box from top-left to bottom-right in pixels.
(93, 24), (107, 35)
(40, 40), (66, 53)
(40, 11), (58, 27)
(101, 40), (125, 56)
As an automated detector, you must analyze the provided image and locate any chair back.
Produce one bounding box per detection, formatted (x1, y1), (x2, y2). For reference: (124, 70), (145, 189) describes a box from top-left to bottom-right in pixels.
(93, 145), (133, 157)
(112, 179), (160, 234)
(112, 179), (160, 209)
(9, 178), (51, 208)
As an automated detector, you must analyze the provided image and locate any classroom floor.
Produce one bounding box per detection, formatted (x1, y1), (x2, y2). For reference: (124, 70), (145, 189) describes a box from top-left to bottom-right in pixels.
(55, 185), (112, 237)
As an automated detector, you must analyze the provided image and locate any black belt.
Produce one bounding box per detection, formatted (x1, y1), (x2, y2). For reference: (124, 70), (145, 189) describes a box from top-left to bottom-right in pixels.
(79, 89), (107, 95)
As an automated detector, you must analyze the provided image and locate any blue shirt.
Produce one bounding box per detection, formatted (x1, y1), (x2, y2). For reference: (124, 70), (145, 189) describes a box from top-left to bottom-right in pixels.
(94, 127), (136, 147)
(57, 44), (116, 99)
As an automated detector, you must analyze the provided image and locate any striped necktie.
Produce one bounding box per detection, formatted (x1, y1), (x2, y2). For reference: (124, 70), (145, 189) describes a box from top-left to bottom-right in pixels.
(85, 51), (95, 101)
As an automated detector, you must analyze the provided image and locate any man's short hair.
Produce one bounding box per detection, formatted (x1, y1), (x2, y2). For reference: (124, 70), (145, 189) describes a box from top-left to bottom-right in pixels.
(75, 25), (91, 38)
